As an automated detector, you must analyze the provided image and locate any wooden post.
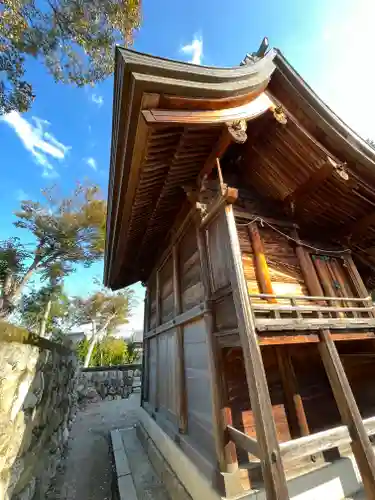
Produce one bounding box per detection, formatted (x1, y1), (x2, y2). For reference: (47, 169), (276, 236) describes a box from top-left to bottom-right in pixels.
(276, 347), (309, 439)
(196, 224), (238, 474)
(344, 256), (372, 312)
(247, 222), (276, 301)
(293, 231), (324, 300)
(224, 204), (289, 500)
(318, 328), (375, 500)
(313, 257), (343, 317)
(172, 244), (188, 433)
(141, 286), (151, 405)
(155, 270), (161, 412)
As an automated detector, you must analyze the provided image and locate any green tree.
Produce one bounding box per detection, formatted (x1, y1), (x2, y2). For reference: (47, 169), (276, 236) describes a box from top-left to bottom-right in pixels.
(19, 262), (70, 338)
(72, 287), (134, 367)
(0, 184), (106, 318)
(1, 0), (141, 114)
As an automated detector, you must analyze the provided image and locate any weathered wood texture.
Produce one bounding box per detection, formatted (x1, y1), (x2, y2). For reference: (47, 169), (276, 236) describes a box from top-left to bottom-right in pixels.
(179, 221), (205, 311)
(183, 318), (216, 462)
(318, 329), (375, 500)
(159, 254), (175, 323)
(238, 222), (308, 304)
(224, 203), (289, 499)
(157, 329), (179, 424)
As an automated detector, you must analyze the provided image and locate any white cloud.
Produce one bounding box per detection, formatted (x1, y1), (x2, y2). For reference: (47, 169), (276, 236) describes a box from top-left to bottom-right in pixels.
(181, 36), (203, 65)
(91, 93), (104, 107)
(85, 157), (97, 171)
(15, 189), (29, 201)
(1, 111), (70, 176)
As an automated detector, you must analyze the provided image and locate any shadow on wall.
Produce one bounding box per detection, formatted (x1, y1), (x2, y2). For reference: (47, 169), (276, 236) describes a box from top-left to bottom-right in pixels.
(0, 322), (78, 500)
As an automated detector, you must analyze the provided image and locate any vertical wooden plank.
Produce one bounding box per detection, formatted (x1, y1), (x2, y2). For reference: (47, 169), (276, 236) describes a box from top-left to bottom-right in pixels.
(141, 286), (150, 405)
(247, 222), (276, 301)
(276, 347), (309, 439)
(344, 255), (372, 309)
(224, 204), (289, 500)
(172, 244), (188, 433)
(313, 257), (343, 317)
(155, 270), (161, 411)
(318, 328), (375, 500)
(156, 270), (161, 326)
(196, 224), (237, 474)
(293, 231), (324, 300)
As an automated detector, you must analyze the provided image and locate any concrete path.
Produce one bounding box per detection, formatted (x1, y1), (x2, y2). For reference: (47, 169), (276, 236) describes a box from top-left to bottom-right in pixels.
(46, 395), (140, 500)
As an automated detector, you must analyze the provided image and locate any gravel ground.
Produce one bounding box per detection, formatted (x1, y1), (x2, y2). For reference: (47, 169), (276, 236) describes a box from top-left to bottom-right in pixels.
(46, 395), (140, 500)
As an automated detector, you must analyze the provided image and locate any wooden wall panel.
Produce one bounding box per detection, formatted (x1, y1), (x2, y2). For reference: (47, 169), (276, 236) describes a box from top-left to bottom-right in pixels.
(160, 254), (174, 324)
(157, 329), (178, 422)
(237, 220), (309, 303)
(179, 222), (204, 311)
(149, 275), (157, 329)
(338, 341), (375, 419)
(149, 336), (158, 409)
(223, 346), (291, 450)
(206, 212), (231, 292)
(213, 293), (238, 331)
(184, 318), (216, 461)
(290, 344), (341, 433)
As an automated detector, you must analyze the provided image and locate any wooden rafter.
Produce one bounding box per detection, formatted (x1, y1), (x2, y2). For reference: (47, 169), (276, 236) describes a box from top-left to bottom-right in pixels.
(284, 157), (337, 209)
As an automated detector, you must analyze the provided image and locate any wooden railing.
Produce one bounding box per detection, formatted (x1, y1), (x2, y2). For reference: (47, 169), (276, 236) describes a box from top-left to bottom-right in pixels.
(248, 293), (375, 331)
(228, 416), (375, 465)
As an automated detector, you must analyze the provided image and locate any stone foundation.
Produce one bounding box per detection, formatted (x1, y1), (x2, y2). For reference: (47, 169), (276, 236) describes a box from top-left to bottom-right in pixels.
(0, 326), (78, 500)
(79, 365), (141, 401)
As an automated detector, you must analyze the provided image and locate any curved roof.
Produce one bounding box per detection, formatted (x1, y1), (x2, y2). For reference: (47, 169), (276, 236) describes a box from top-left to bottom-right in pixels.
(105, 46), (375, 289)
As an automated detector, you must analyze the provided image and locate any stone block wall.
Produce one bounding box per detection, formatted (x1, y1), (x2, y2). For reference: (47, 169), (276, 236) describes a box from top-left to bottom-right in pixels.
(0, 326), (78, 500)
(79, 365), (142, 401)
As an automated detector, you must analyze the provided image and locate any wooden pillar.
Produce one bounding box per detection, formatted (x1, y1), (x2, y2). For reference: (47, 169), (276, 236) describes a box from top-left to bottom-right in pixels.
(313, 256), (343, 317)
(247, 222), (275, 300)
(344, 255), (372, 309)
(141, 286), (151, 405)
(172, 244), (187, 433)
(155, 270), (161, 412)
(224, 204), (289, 500)
(318, 328), (375, 500)
(196, 224), (238, 474)
(293, 231), (324, 299)
(276, 347), (309, 439)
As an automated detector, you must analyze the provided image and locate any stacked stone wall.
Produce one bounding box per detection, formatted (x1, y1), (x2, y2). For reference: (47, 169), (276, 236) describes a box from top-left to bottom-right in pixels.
(0, 325), (78, 500)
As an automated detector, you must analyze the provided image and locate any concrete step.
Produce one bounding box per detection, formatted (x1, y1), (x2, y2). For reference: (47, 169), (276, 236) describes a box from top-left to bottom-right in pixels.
(111, 427), (170, 500)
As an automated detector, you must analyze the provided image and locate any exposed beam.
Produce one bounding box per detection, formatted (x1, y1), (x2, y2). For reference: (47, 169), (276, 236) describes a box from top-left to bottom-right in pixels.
(318, 328), (375, 500)
(142, 92), (272, 125)
(198, 121), (248, 185)
(227, 425), (261, 458)
(284, 157), (337, 209)
(280, 415), (375, 463)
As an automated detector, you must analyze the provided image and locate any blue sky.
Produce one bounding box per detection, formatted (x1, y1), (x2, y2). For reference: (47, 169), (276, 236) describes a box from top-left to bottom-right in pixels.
(1, 0), (374, 331)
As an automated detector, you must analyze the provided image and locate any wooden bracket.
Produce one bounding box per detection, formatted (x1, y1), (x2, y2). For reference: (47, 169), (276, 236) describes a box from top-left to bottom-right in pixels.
(226, 119), (248, 144)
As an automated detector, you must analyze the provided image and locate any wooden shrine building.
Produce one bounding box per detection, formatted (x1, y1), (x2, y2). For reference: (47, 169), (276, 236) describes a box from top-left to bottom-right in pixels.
(104, 41), (375, 500)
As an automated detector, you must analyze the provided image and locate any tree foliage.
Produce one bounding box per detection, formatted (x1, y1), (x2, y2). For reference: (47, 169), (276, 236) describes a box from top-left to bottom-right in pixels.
(19, 283), (69, 336)
(71, 288), (134, 334)
(71, 286), (135, 367)
(0, 0), (141, 113)
(0, 184), (106, 317)
(76, 336), (139, 366)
